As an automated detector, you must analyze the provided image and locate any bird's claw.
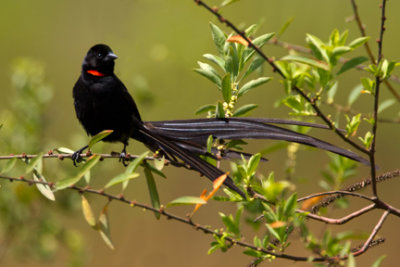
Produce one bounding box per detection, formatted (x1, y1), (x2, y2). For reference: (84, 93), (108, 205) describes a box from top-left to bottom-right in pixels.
(72, 151), (83, 167)
(119, 151), (129, 167)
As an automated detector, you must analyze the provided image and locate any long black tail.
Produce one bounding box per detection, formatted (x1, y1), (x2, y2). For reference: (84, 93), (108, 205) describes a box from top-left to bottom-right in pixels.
(146, 118), (369, 165)
(137, 127), (246, 198)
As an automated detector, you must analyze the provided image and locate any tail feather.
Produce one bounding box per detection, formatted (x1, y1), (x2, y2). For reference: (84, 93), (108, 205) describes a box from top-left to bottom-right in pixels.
(138, 128), (246, 198)
(146, 118), (369, 165)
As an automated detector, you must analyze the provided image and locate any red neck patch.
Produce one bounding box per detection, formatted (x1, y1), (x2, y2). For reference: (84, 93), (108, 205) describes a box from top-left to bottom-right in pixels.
(86, 70), (105, 77)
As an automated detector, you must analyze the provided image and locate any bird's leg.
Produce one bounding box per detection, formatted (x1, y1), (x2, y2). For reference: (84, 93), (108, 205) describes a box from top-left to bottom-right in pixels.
(119, 142), (129, 167)
(72, 145), (89, 166)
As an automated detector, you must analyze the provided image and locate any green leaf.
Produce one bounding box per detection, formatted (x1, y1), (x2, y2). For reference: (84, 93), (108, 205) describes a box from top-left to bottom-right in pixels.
(283, 193), (297, 216)
(216, 101), (225, 118)
(88, 130), (113, 149)
(233, 104), (258, 117)
(247, 153), (261, 176)
(24, 153), (43, 175)
(279, 17), (294, 36)
(282, 55), (329, 70)
(55, 155), (101, 190)
(220, 212), (240, 235)
(345, 114), (361, 137)
(241, 56), (265, 81)
(348, 36), (370, 49)
(221, 74), (232, 103)
(195, 104), (216, 115)
(166, 196), (207, 207)
(104, 172), (140, 189)
(33, 169), (55, 201)
(358, 131), (374, 149)
(306, 34), (329, 63)
(98, 203), (114, 250)
(265, 223), (282, 242)
(244, 33), (275, 63)
(348, 84), (363, 106)
(245, 24), (258, 37)
(238, 77), (271, 97)
(55, 147), (75, 154)
(283, 96), (303, 113)
(210, 22), (226, 56)
(194, 61), (222, 88)
(126, 151), (149, 174)
(371, 255), (387, 267)
(81, 195), (96, 227)
(378, 99), (396, 114)
(337, 56), (368, 75)
(154, 155), (165, 171)
(220, 0), (240, 8)
(1, 157), (17, 174)
(144, 164), (160, 219)
(332, 46), (352, 57)
(347, 253), (355, 267)
(145, 163), (166, 178)
(203, 53), (225, 71)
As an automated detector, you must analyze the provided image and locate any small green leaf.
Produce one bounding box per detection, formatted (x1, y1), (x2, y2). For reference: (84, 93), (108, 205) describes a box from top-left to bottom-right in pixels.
(306, 34), (329, 63)
(378, 99), (396, 114)
(238, 77), (271, 97)
(244, 33), (275, 63)
(1, 158), (17, 174)
(348, 36), (370, 49)
(348, 84), (363, 106)
(104, 173), (140, 189)
(81, 195), (96, 227)
(332, 46), (352, 57)
(282, 55), (329, 70)
(145, 163), (166, 178)
(126, 151), (149, 174)
(241, 56), (265, 81)
(247, 153), (261, 176)
(283, 193), (297, 216)
(279, 17), (294, 36)
(358, 131), (374, 149)
(88, 130), (113, 149)
(194, 62), (222, 88)
(144, 164), (160, 219)
(345, 114), (361, 137)
(33, 170), (55, 201)
(154, 155), (165, 171)
(337, 56), (368, 75)
(98, 203), (114, 250)
(195, 104), (216, 115)
(371, 255), (387, 267)
(265, 223), (282, 242)
(55, 155), (101, 190)
(166, 196), (207, 207)
(233, 104), (258, 117)
(210, 22), (226, 56)
(221, 74), (232, 103)
(55, 147), (75, 154)
(245, 24), (258, 37)
(220, 0), (240, 8)
(25, 153), (43, 175)
(203, 53), (225, 71)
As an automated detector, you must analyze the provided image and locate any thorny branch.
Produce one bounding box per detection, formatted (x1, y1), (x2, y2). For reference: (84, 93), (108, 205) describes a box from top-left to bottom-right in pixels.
(0, 174), (389, 263)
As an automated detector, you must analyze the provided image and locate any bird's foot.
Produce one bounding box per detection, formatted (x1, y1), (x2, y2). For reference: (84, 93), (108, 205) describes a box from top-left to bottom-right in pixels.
(119, 151), (129, 167)
(72, 145), (89, 166)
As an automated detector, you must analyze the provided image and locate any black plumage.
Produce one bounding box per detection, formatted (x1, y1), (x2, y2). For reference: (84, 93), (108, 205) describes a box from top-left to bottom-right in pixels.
(73, 44), (368, 198)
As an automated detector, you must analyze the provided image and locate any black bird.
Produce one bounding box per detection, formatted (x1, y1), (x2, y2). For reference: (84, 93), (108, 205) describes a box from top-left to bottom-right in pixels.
(72, 44), (368, 198)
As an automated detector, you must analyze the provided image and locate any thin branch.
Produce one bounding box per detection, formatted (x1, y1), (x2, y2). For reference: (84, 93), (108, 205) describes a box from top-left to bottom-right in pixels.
(269, 38), (400, 86)
(352, 210), (389, 257)
(297, 190), (375, 203)
(349, 0), (400, 102)
(311, 169), (400, 213)
(298, 204), (375, 225)
(369, 0), (388, 197)
(194, 0), (369, 155)
(0, 174), (329, 262)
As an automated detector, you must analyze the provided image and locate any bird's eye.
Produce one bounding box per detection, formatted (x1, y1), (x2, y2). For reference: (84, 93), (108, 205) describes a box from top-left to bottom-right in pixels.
(97, 53), (103, 58)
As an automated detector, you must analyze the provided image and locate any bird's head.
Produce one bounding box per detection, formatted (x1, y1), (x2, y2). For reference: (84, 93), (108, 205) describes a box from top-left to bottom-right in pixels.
(82, 44), (118, 77)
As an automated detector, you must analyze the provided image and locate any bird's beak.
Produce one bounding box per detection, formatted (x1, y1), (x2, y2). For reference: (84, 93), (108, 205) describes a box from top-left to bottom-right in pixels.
(105, 52), (118, 61)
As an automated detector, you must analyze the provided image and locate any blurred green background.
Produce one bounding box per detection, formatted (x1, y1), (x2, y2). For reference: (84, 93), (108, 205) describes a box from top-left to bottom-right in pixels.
(0, 0), (400, 266)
